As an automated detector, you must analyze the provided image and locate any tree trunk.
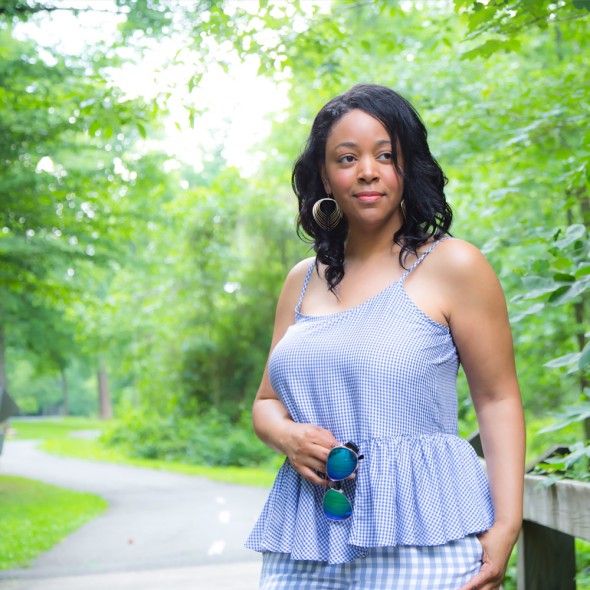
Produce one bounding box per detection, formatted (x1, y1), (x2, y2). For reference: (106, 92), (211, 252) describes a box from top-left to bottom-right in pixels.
(0, 323), (6, 393)
(579, 194), (590, 440)
(60, 367), (69, 416)
(97, 355), (113, 419)
(213, 365), (221, 410)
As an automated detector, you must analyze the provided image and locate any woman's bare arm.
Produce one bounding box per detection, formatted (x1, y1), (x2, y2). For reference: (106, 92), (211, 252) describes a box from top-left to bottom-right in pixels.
(438, 240), (525, 590)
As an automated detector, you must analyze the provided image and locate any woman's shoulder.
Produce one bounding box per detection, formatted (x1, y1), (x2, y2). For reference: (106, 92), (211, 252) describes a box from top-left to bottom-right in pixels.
(431, 237), (490, 273)
(285, 257), (316, 286)
(429, 237), (501, 294)
(277, 257), (316, 305)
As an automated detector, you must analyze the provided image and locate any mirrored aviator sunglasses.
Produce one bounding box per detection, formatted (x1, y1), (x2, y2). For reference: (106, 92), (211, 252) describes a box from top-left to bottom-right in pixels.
(322, 442), (364, 521)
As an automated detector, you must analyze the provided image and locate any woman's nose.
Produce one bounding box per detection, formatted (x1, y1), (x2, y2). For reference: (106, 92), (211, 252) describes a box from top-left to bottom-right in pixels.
(358, 157), (379, 182)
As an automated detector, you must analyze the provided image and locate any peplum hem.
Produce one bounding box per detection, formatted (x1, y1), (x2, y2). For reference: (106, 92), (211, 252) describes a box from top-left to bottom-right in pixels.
(245, 433), (494, 565)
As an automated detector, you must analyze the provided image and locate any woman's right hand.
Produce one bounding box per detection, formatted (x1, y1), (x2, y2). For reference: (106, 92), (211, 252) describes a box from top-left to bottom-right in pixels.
(282, 421), (339, 486)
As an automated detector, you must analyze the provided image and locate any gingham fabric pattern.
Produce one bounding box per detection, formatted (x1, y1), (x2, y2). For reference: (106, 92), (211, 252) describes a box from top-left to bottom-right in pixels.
(260, 535), (484, 589)
(246, 239), (494, 564)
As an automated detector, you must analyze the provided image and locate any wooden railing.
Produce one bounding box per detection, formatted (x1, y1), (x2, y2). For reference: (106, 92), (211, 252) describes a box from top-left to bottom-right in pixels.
(468, 433), (590, 589)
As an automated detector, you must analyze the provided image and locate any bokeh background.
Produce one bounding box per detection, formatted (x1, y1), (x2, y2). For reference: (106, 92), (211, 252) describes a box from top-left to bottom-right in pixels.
(0, 0), (589, 584)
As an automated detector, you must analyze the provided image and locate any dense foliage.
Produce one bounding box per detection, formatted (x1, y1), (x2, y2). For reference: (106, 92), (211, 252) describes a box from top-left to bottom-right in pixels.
(102, 407), (277, 467)
(1, 0), (588, 473)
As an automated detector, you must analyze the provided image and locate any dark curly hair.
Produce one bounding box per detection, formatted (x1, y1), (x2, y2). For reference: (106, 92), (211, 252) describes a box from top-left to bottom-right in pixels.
(292, 84), (452, 293)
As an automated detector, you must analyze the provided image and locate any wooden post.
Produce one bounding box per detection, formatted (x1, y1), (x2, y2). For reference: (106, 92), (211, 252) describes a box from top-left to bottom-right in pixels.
(469, 436), (590, 589)
(518, 450), (590, 589)
(0, 323), (7, 393)
(517, 521), (576, 590)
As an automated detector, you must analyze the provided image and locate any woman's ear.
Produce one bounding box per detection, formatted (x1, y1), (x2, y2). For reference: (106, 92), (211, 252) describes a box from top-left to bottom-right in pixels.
(320, 166), (332, 195)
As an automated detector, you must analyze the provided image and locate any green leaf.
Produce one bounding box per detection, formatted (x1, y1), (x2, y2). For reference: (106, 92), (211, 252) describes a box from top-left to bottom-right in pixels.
(544, 352), (581, 369)
(88, 120), (100, 136)
(548, 279), (590, 305)
(509, 302), (544, 323)
(564, 444), (590, 468)
(553, 272), (575, 283)
(460, 39), (519, 60)
(523, 284), (559, 300)
(539, 404), (590, 433)
(579, 341), (590, 370)
(542, 458), (566, 469)
(573, 0), (590, 10)
(452, 0), (473, 10)
(553, 224), (586, 250)
(188, 72), (202, 93)
(136, 122), (146, 138)
(546, 285), (570, 303)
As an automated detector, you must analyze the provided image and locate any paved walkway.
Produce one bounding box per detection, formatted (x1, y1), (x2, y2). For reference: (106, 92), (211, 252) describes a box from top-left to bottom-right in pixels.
(0, 440), (269, 589)
(2, 562), (263, 590)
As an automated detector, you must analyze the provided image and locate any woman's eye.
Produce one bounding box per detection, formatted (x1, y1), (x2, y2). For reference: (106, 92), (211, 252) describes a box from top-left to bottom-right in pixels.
(378, 152), (392, 160)
(338, 155), (356, 164)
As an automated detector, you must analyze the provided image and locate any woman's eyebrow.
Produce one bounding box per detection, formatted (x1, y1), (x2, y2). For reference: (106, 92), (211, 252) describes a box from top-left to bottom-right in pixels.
(333, 139), (392, 149)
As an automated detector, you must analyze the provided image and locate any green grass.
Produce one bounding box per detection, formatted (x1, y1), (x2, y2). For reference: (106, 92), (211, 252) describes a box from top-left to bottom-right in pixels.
(0, 475), (108, 570)
(7, 417), (108, 441)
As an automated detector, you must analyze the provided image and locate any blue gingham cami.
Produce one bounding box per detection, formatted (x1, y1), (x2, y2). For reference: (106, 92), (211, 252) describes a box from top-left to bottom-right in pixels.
(246, 239), (494, 564)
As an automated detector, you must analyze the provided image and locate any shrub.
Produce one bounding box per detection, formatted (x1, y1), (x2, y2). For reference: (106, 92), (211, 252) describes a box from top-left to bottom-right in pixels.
(102, 408), (276, 467)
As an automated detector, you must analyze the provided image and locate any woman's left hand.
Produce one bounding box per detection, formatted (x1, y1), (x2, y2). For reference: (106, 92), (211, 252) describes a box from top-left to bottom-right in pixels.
(458, 523), (519, 590)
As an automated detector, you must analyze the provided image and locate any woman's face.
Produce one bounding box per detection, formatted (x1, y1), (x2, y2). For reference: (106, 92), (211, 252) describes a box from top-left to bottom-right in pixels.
(321, 109), (404, 234)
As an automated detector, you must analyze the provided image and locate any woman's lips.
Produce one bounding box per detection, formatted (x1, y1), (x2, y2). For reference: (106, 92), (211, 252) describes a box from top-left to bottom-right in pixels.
(356, 192), (383, 203)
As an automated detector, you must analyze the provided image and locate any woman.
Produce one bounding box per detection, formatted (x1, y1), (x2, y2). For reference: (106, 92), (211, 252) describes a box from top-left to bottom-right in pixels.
(246, 84), (525, 589)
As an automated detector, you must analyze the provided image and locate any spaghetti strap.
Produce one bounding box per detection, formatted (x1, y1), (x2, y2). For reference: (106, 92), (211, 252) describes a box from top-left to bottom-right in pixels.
(295, 259), (316, 313)
(400, 237), (452, 283)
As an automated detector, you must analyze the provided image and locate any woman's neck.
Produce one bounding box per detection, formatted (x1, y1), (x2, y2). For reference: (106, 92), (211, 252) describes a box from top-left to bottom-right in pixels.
(344, 229), (400, 264)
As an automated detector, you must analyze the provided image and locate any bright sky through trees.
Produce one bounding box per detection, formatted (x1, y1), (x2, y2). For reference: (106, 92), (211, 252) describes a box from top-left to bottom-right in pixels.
(14, 0), (295, 174)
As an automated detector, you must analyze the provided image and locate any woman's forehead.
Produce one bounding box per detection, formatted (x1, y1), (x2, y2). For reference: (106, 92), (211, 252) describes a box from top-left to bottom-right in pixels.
(326, 109), (392, 145)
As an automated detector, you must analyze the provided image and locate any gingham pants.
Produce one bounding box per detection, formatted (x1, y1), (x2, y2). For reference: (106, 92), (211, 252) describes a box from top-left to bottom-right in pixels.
(259, 535), (483, 589)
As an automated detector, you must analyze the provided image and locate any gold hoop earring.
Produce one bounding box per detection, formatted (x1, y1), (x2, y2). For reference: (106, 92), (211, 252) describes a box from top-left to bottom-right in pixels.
(312, 197), (343, 231)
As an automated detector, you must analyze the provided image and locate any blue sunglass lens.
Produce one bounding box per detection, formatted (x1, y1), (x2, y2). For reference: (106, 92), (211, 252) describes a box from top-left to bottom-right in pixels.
(326, 447), (357, 481)
(323, 488), (352, 521)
